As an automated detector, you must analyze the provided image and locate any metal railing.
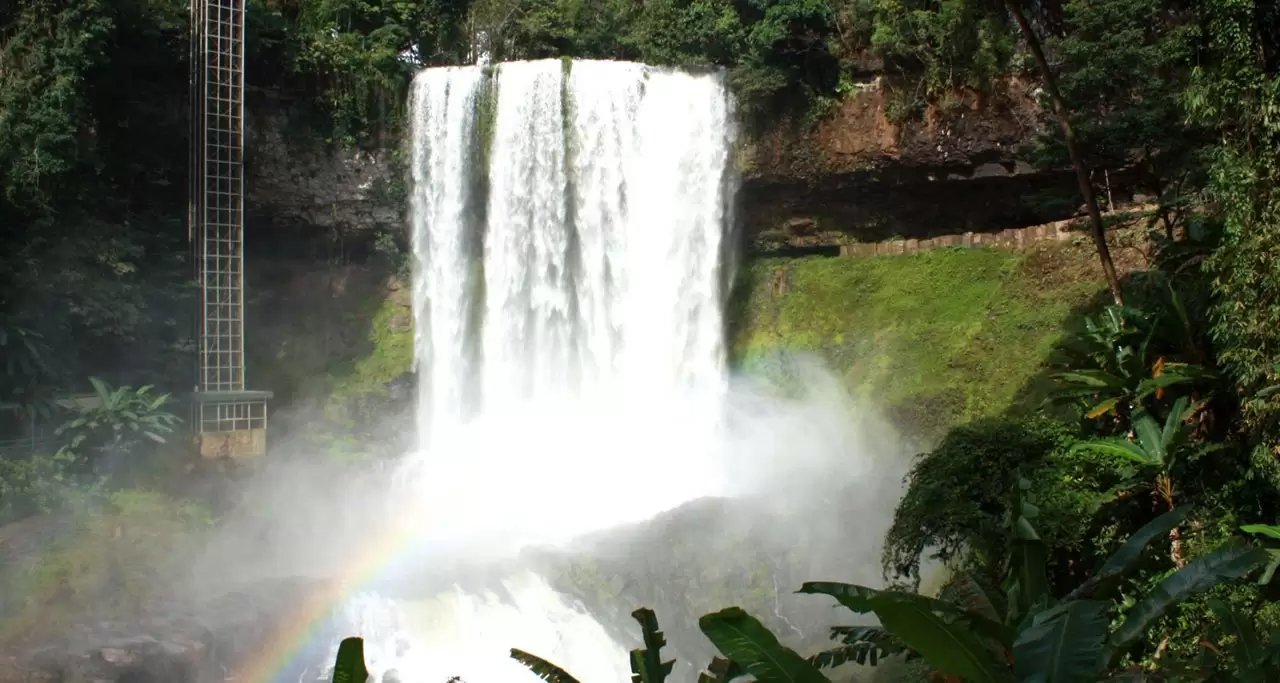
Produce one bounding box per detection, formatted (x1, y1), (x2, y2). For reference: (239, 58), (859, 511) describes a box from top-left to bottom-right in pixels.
(190, 0), (247, 394)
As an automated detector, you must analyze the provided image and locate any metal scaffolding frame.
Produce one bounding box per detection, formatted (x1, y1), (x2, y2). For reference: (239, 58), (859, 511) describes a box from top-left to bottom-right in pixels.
(189, 0), (269, 457)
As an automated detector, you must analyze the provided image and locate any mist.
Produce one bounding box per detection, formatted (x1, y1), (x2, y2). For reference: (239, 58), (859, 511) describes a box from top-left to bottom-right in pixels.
(167, 349), (911, 682)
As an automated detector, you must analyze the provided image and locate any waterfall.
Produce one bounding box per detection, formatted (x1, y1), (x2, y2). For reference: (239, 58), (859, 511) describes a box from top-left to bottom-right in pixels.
(330, 59), (741, 683)
(481, 59), (573, 406)
(409, 66), (484, 431)
(412, 59), (735, 431)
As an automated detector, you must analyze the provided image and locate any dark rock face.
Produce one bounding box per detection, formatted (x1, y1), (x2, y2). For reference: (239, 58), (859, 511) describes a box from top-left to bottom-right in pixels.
(738, 78), (1138, 251)
(742, 166), (1081, 252)
(18, 621), (208, 683)
(240, 78), (1090, 257)
(386, 371), (417, 404)
(244, 94), (403, 250)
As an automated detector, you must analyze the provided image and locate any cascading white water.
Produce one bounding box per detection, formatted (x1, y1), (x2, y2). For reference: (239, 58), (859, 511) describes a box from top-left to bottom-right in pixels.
(404, 58), (736, 551)
(482, 59), (574, 406)
(409, 66), (484, 431)
(329, 59), (746, 682)
(414, 59), (734, 421)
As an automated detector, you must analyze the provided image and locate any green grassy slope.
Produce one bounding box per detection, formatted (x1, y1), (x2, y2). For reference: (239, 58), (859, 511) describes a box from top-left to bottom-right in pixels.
(730, 241), (1112, 440)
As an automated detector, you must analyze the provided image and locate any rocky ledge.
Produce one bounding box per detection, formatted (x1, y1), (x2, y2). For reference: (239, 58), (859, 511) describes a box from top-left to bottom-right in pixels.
(739, 77), (1140, 252)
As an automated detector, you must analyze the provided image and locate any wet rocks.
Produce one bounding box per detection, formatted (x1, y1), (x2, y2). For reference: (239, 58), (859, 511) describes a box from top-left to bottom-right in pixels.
(1, 579), (324, 683)
(12, 619), (208, 683)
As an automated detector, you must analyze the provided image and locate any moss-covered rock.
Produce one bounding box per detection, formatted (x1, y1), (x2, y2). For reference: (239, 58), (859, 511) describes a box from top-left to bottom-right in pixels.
(730, 240), (1111, 440)
(327, 284), (414, 400)
(0, 490), (213, 650)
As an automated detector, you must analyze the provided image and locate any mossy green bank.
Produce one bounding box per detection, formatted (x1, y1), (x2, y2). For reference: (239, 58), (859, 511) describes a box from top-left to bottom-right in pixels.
(730, 241), (1111, 439)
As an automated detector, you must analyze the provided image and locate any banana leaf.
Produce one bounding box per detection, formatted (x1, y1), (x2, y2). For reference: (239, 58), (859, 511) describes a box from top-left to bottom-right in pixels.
(699, 607), (829, 683)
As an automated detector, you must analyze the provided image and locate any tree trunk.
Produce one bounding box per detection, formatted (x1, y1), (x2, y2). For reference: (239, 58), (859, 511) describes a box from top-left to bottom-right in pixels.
(1004, 0), (1125, 306)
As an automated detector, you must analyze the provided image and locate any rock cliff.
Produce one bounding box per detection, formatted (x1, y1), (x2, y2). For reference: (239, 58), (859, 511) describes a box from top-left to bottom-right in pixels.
(244, 78), (1125, 257)
(737, 77), (1124, 252)
(244, 93), (404, 252)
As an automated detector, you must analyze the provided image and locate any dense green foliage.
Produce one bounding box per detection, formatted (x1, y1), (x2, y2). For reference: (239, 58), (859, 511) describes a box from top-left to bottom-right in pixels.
(0, 0), (193, 396)
(884, 275), (1280, 674)
(730, 0), (1280, 669)
(5, 0), (1280, 678)
(1034, 0), (1206, 229)
(0, 380), (180, 524)
(881, 416), (1119, 582)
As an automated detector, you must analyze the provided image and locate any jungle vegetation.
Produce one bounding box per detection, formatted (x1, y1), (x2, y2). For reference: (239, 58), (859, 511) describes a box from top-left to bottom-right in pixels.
(2, 0), (1280, 679)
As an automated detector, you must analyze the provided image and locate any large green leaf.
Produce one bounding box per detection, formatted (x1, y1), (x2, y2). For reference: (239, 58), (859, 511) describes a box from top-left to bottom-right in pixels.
(1207, 599), (1266, 673)
(1050, 370), (1127, 389)
(1006, 538), (1051, 624)
(809, 645), (882, 669)
(1069, 507), (1192, 599)
(88, 376), (115, 407)
(1130, 411), (1166, 465)
(1157, 396), (1193, 454)
(630, 608), (675, 683)
(1241, 524), (1280, 541)
(1012, 600), (1110, 683)
(798, 582), (1012, 646)
(698, 607), (829, 683)
(1241, 525), (1280, 584)
(872, 595), (1013, 683)
(1134, 365), (1213, 401)
(1070, 438), (1160, 467)
(797, 581), (890, 613)
(511, 649), (584, 683)
(1108, 541), (1270, 658)
(829, 625), (896, 645)
(1084, 396), (1124, 419)
(331, 637), (370, 683)
(810, 626), (911, 668)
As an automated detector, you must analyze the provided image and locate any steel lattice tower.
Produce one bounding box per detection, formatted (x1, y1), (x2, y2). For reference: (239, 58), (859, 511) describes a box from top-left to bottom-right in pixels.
(188, 0), (270, 458)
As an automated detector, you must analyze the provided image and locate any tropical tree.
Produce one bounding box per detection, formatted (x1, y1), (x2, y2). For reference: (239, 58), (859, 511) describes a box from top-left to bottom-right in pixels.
(1046, 303), (1215, 431)
(1040, 0), (1205, 240)
(54, 377), (181, 476)
(1070, 396), (1223, 566)
(512, 607), (759, 683)
(801, 488), (1272, 683)
(880, 416), (1098, 584)
(1187, 0), (1280, 457)
(330, 637), (370, 683)
(1001, 0), (1123, 305)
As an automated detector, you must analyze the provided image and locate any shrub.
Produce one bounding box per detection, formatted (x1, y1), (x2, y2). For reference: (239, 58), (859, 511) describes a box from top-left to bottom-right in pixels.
(882, 415), (1123, 583)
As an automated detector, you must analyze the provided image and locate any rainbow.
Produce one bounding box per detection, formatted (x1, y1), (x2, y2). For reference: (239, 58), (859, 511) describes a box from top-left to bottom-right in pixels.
(231, 510), (426, 683)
